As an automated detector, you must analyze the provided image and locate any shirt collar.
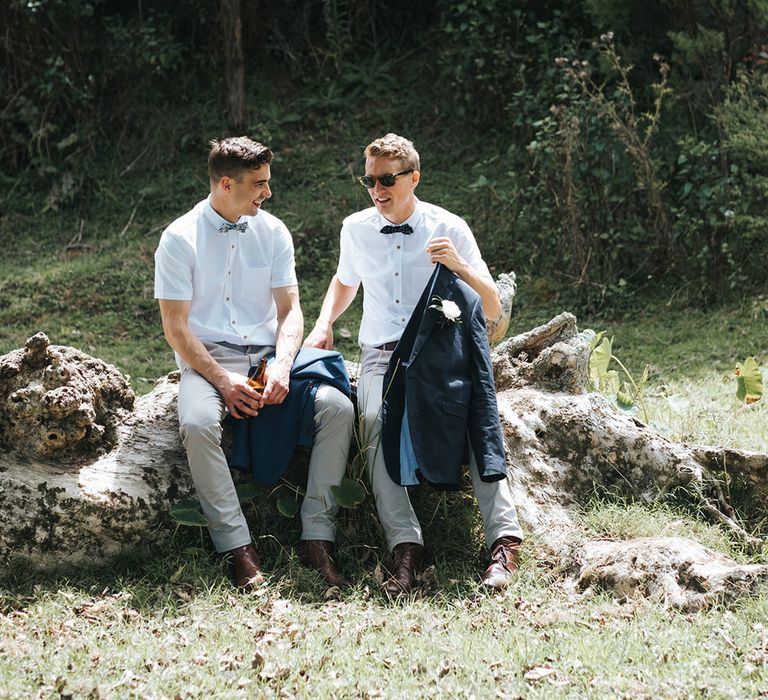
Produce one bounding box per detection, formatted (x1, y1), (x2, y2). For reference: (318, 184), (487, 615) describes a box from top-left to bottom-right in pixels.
(378, 197), (423, 232)
(202, 195), (247, 232)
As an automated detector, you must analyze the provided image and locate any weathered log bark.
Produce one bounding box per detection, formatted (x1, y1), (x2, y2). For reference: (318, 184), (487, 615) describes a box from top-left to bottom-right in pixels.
(0, 342), (190, 563)
(492, 313), (768, 609)
(1, 308), (766, 610)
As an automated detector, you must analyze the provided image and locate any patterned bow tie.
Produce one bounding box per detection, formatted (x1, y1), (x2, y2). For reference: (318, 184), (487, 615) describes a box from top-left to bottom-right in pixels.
(380, 223), (413, 235)
(218, 222), (248, 234)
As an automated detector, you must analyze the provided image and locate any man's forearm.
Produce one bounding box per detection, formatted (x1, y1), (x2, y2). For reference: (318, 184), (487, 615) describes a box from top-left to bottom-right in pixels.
(456, 263), (502, 321)
(274, 306), (304, 365)
(164, 324), (229, 391)
(316, 275), (358, 328)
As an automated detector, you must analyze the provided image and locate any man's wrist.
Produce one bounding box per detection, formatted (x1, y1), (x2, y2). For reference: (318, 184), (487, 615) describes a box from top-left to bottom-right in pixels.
(273, 353), (295, 368)
(210, 367), (232, 393)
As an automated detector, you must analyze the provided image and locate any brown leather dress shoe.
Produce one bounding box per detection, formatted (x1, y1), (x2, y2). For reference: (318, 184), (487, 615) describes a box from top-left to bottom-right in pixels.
(384, 542), (423, 596)
(228, 543), (264, 590)
(297, 540), (352, 588)
(481, 536), (521, 589)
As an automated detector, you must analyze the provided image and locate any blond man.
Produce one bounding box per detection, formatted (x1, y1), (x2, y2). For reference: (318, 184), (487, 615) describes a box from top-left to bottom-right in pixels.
(305, 134), (523, 595)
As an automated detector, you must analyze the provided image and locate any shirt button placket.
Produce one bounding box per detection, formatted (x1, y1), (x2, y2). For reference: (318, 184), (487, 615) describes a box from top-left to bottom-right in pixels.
(394, 234), (403, 320)
(226, 230), (234, 325)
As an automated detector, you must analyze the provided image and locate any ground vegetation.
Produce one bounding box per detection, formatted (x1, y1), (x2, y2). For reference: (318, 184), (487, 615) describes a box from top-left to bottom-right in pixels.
(2, 1), (768, 696)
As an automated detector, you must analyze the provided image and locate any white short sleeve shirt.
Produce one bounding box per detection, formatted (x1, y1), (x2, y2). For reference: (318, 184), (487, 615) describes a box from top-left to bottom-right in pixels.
(336, 199), (493, 347)
(154, 197), (297, 351)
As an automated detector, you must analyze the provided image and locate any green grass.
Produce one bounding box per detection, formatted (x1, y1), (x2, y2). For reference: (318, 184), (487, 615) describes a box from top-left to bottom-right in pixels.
(2, 531), (767, 699)
(3, 120), (768, 699)
(565, 303), (768, 454)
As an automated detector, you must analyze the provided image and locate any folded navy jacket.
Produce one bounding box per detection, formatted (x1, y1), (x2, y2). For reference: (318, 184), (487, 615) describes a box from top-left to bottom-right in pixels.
(228, 347), (352, 484)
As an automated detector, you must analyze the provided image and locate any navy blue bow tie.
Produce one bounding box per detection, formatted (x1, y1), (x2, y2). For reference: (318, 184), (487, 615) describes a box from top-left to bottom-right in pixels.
(380, 223), (413, 235)
(218, 221), (248, 234)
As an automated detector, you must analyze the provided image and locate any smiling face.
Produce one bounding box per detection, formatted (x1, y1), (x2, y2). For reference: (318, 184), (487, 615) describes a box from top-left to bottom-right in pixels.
(213, 163), (272, 222)
(364, 155), (419, 225)
(229, 163), (272, 218)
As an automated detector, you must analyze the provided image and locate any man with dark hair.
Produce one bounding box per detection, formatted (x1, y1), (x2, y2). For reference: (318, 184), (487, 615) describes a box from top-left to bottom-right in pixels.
(305, 133), (523, 595)
(155, 136), (355, 590)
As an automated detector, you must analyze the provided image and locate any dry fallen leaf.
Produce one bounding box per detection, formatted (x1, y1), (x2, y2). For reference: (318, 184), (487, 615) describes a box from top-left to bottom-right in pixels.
(324, 586), (342, 601)
(251, 650), (265, 670)
(419, 565), (438, 589)
(524, 665), (556, 682)
(218, 652), (242, 671)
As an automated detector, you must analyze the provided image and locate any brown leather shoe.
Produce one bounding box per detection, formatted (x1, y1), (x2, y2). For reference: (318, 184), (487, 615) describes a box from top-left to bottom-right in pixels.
(384, 542), (423, 596)
(228, 543), (264, 590)
(297, 540), (352, 588)
(481, 536), (521, 589)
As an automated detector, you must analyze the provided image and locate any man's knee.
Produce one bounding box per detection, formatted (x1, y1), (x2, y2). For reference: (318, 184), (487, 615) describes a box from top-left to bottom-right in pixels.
(179, 415), (222, 447)
(315, 386), (355, 422)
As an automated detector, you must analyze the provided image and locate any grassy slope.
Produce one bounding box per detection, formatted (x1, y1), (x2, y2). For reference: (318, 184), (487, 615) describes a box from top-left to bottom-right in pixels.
(2, 113), (768, 697)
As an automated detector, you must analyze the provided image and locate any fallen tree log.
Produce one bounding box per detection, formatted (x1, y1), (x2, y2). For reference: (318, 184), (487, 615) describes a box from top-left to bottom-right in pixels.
(493, 313), (768, 609)
(1, 311), (766, 609)
(0, 335), (189, 563)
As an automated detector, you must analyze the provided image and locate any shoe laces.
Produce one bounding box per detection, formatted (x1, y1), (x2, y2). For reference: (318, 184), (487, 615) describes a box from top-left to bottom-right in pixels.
(490, 539), (516, 567)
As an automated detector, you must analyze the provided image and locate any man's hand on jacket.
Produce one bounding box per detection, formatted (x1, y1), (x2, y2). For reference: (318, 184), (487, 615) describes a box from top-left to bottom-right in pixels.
(219, 371), (264, 419)
(262, 356), (292, 405)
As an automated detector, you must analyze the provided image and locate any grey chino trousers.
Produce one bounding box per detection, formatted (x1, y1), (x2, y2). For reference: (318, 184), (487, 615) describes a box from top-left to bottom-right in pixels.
(357, 344), (524, 551)
(178, 342), (354, 553)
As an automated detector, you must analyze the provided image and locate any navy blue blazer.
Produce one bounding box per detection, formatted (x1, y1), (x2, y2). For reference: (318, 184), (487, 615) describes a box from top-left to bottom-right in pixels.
(229, 348), (351, 484)
(381, 263), (507, 490)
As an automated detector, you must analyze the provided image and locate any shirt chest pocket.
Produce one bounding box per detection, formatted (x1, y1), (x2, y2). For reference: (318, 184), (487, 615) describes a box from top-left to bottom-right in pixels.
(410, 266), (435, 297)
(238, 265), (271, 300)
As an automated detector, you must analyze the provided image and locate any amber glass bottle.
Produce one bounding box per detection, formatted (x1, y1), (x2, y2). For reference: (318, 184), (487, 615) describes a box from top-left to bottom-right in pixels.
(247, 356), (268, 390)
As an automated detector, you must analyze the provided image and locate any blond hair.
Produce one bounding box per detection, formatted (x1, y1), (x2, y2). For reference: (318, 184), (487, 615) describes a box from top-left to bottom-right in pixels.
(364, 133), (420, 171)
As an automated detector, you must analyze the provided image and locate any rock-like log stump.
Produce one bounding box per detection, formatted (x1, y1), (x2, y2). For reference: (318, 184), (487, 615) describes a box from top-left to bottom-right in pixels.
(1, 311), (767, 609)
(0, 334), (190, 563)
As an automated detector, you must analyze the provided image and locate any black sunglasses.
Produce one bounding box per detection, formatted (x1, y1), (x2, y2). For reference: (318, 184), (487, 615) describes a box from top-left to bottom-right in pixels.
(357, 169), (414, 189)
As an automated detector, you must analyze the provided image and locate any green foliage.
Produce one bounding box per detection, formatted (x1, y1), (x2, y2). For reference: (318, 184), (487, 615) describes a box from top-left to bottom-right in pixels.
(437, 1), (588, 131)
(584, 0), (768, 124)
(276, 497), (301, 518)
(713, 69), (768, 296)
(4, 0), (768, 303)
(330, 476), (367, 509)
(234, 482), (259, 502)
(585, 329), (651, 422)
(169, 500), (208, 528)
(735, 357), (764, 404)
(1, 0), (211, 181)
(668, 136), (737, 301)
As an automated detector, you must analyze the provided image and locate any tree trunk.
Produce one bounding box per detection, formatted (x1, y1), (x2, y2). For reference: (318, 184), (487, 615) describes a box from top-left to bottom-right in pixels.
(221, 0), (245, 130)
(1, 305), (767, 610)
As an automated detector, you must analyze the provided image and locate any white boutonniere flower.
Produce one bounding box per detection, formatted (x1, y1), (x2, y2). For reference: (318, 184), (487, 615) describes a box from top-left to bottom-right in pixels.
(429, 296), (462, 327)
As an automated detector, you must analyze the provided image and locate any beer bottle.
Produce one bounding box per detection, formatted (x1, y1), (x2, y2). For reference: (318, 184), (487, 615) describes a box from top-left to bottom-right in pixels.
(247, 356), (268, 391)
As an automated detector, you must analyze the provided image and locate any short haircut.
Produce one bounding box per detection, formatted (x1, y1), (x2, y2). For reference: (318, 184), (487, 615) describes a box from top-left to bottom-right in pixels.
(364, 133), (420, 171)
(208, 136), (273, 182)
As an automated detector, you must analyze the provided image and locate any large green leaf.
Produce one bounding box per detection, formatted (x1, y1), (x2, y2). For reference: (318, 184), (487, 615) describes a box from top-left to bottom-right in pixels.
(169, 507), (208, 527)
(604, 369), (621, 396)
(736, 357), (764, 403)
(235, 482), (259, 502)
(616, 383), (637, 412)
(589, 334), (613, 390)
(330, 477), (366, 509)
(172, 498), (203, 511)
(276, 498), (300, 518)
